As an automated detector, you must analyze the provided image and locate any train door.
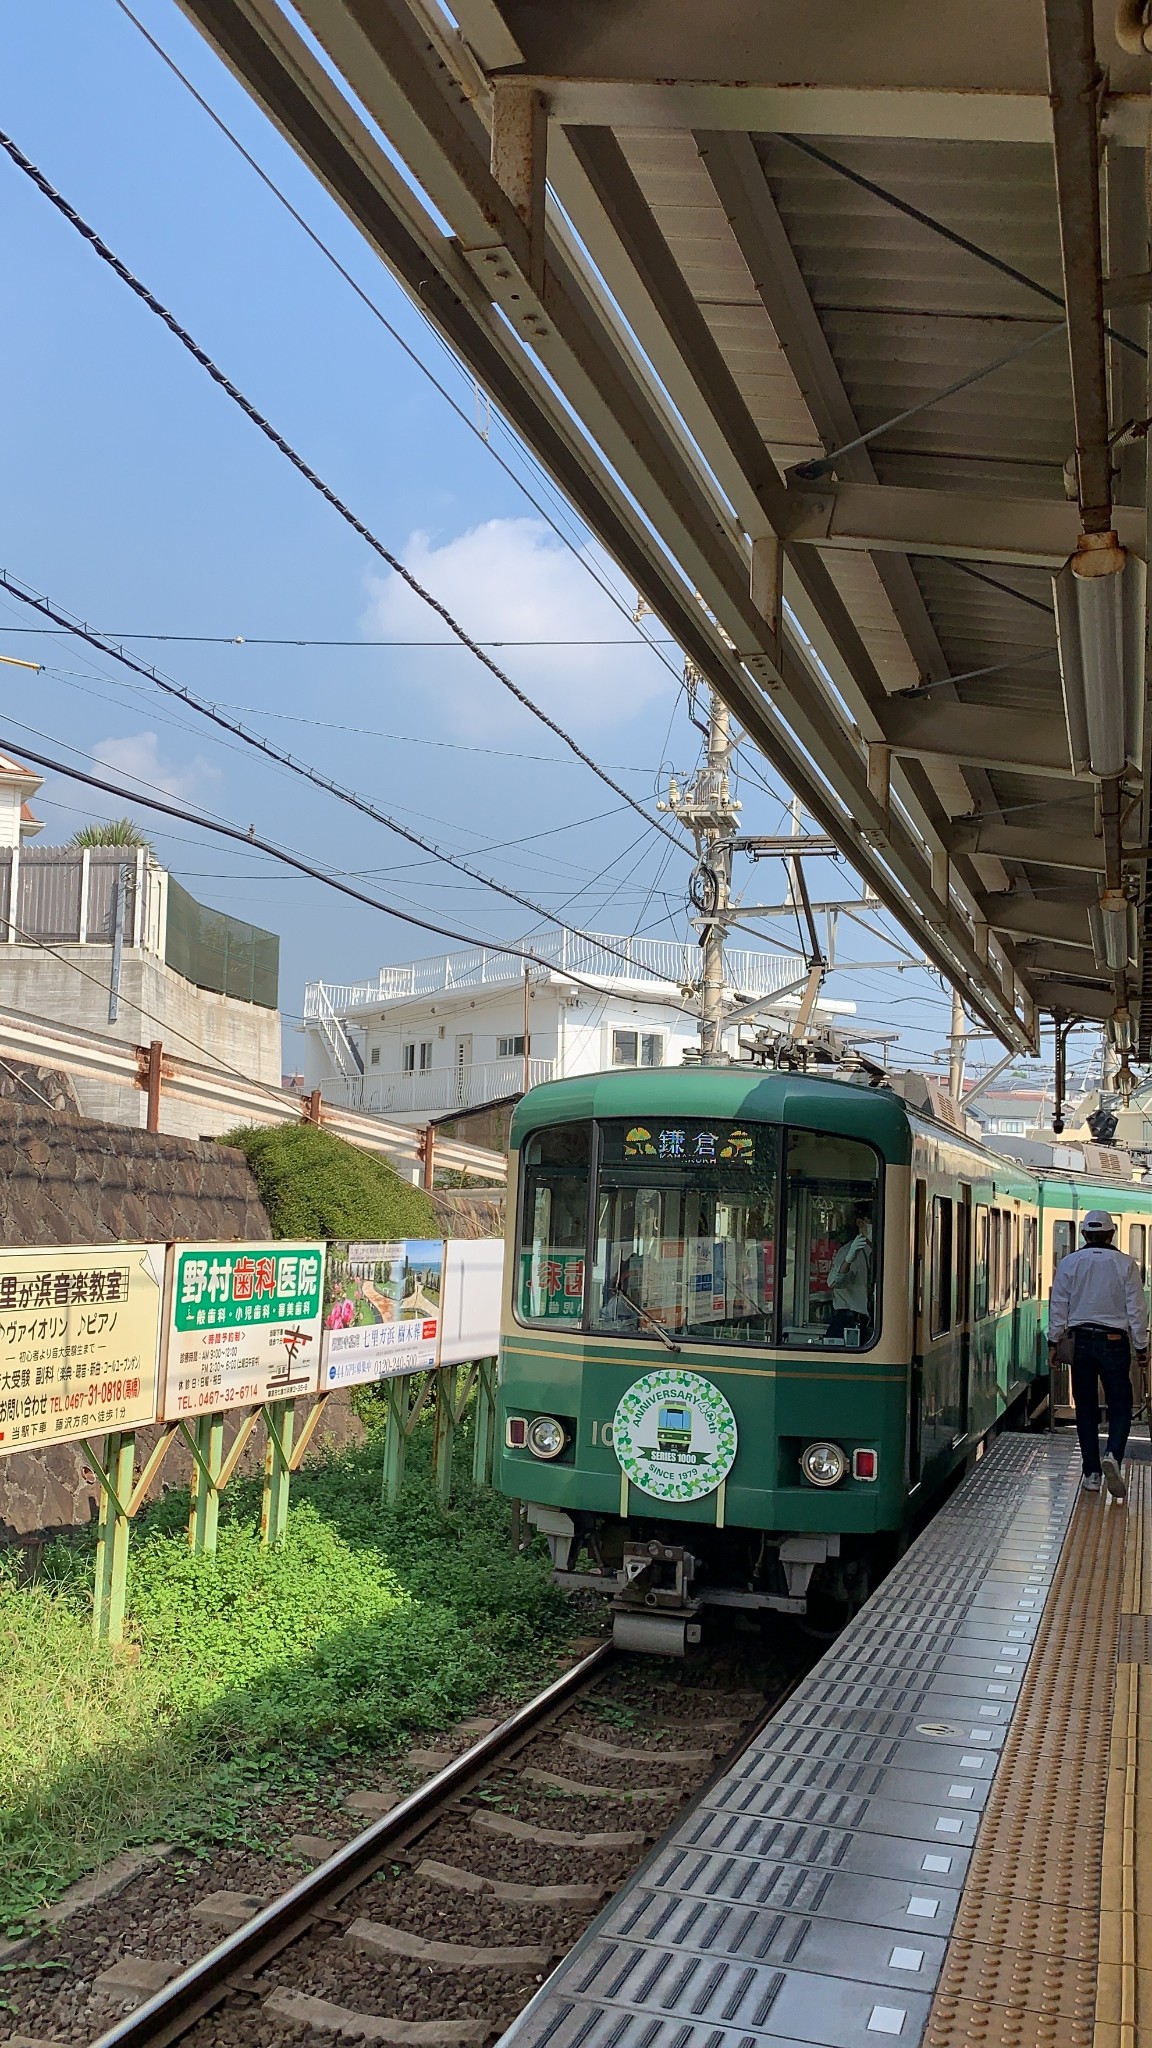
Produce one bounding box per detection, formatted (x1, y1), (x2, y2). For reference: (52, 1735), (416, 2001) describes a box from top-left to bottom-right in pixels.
(956, 1184), (972, 1439)
(1010, 1205), (1022, 1385)
(909, 1178), (926, 1488)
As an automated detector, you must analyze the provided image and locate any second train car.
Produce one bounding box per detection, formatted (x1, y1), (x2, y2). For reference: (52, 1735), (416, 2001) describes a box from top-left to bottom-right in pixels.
(495, 1067), (1152, 1650)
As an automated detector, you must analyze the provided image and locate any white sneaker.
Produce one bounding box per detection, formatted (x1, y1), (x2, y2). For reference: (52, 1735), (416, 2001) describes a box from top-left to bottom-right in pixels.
(1082, 1470), (1103, 1491)
(1102, 1454), (1127, 1500)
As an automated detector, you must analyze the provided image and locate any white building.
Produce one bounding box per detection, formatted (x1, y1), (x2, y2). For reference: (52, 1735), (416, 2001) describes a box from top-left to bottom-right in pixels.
(0, 755), (282, 1139)
(302, 930), (839, 1123)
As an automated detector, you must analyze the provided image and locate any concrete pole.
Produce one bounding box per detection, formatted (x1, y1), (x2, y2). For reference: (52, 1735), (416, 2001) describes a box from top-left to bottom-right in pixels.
(699, 695), (734, 1063)
(948, 987), (966, 1104)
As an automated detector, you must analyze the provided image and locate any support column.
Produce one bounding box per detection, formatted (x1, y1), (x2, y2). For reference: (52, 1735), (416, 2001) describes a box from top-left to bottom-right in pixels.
(432, 1365), (459, 1506)
(90, 1431), (136, 1645)
(261, 1399), (296, 1546)
(380, 1376), (412, 1504)
(472, 1357), (498, 1488)
(187, 1412), (224, 1554)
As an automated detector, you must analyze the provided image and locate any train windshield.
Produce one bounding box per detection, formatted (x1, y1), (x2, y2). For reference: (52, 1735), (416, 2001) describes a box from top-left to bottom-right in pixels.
(517, 1116), (882, 1347)
(590, 1117), (776, 1345)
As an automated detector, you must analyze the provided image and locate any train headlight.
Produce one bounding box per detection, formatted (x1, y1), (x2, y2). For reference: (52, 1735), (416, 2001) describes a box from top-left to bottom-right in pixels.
(800, 1440), (848, 1488)
(527, 1414), (566, 1460)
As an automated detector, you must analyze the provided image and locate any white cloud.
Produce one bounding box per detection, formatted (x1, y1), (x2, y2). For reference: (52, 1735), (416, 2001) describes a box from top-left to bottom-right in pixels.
(362, 517), (672, 737)
(91, 731), (219, 804)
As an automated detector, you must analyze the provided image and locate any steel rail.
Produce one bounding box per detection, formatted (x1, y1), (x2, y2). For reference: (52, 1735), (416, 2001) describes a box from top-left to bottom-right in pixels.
(89, 1641), (616, 2048)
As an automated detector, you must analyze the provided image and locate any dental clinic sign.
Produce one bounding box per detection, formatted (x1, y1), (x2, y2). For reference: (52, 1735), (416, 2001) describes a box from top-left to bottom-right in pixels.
(161, 1242), (325, 1418)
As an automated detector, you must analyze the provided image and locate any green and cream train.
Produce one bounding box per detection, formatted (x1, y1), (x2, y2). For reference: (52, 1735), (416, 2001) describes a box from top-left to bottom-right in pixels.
(494, 1067), (1152, 1650)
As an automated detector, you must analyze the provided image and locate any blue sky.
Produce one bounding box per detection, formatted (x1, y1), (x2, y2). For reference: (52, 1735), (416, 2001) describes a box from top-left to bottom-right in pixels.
(0, 0), (1006, 1079)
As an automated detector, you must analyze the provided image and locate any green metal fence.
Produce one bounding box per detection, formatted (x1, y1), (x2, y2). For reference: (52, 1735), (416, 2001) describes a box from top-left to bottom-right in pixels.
(164, 877), (279, 1008)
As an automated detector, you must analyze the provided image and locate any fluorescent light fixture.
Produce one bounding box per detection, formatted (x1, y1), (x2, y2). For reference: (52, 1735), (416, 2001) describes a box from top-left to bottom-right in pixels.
(1053, 533), (1145, 778)
(1088, 889), (1135, 970)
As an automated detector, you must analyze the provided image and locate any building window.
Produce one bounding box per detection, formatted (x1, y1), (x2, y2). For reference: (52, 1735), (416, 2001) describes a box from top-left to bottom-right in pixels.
(498, 1034), (528, 1058)
(402, 1043), (415, 1074)
(419, 1040), (432, 1071)
(612, 1030), (663, 1067)
(369, 1046), (380, 1067)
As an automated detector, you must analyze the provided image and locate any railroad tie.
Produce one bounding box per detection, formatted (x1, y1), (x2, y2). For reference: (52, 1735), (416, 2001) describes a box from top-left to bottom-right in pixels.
(470, 1810), (646, 1850)
(262, 1988), (489, 2043)
(522, 1766), (681, 1800)
(189, 1889), (266, 1930)
(345, 1917), (556, 1970)
(561, 1731), (714, 1765)
(416, 1858), (607, 1905)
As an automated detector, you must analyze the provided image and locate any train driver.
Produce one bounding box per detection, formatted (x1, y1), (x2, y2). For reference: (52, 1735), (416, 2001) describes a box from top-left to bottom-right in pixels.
(826, 1202), (874, 1344)
(1048, 1209), (1149, 1500)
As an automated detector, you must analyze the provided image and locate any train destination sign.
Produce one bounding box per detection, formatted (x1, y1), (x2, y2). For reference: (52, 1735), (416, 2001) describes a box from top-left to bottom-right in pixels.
(161, 1241), (326, 1418)
(321, 1240), (443, 1386)
(0, 1243), (165, 1456)
(611, 1368), (737, 1504)
(603, 1121), (759, 1170)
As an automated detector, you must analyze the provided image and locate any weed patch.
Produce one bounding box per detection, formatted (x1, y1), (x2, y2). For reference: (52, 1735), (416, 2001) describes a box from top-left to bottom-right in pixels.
(0, 1437), (569, 1927)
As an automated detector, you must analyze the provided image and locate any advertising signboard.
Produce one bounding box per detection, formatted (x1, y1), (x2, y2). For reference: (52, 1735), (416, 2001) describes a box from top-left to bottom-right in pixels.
(160, 1241), (325, 1419)
(321, 1240), (443, 1387)
(0, 1243), (164, 1456)
(439, 1240), (503, 1366)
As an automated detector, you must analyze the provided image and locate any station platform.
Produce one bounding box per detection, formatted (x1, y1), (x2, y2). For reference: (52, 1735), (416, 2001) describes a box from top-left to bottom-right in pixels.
(501, 1429), (1149, 2048)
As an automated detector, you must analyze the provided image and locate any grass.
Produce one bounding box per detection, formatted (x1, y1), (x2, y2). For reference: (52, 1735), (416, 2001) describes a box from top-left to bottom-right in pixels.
(220, 1122), (439, 1241)
(0, 1427), (571, 1931)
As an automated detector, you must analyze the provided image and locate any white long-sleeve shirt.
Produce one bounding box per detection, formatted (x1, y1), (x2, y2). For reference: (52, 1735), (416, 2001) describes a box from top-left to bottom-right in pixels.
(1048, 1244), (1149, 1351)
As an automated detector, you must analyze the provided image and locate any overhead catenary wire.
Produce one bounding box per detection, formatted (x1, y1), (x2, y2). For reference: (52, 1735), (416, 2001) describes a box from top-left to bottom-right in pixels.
(108, 0), (689, 699)
(6, 734), (709, 1019)
(0, 571), (688, 987)
(0, 130), (689, 856)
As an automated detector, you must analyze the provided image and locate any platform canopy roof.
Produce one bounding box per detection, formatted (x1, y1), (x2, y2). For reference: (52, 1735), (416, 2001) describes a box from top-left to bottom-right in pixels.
(178, 0), (1152, 1059)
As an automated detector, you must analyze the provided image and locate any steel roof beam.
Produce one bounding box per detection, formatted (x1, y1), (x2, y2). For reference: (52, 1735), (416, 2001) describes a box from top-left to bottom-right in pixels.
(783, 480), (1145, 568)
(879, 699), (1077, 778)
(950, 817), (1105, 870)
(1031, 977), (1117, 1018)
(979, 893), (1095, 942)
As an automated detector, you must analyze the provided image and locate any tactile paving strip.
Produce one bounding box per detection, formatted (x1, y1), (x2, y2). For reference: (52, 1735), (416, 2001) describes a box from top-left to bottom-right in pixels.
(922, 1462), (1131, 2048)
(498, 1435), (1080, 2048)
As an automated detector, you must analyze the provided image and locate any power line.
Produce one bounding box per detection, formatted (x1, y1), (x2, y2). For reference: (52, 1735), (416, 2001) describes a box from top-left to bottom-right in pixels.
(0, 128), (689, 854)
(7, 733), (706, 1016)
(0, 627), (678, 648)
(108, 0), (688, 700)
(0, 571), (686, 983)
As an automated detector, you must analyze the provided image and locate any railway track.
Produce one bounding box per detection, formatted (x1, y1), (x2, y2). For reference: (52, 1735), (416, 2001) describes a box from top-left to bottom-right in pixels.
(76, 1638), (804, 2048)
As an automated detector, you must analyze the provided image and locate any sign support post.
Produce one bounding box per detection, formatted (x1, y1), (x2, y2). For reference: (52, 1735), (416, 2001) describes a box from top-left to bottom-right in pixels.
(472, 1357), (498, 1487)
(185, 1413), (225, 1555)
(87, 1430), (136, 1645)
(261, 1398), (296, 1546)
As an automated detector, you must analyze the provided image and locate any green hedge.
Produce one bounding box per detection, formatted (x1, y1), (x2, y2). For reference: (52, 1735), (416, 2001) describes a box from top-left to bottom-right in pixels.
(221, 1122), (438, 1240)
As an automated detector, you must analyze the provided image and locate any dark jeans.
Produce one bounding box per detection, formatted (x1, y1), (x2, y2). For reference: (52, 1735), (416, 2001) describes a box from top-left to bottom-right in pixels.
(1070, 1326), (1133, 1471)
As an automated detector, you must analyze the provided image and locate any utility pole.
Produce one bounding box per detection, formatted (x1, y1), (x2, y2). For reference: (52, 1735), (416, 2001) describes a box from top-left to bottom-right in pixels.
(948, 986), (966, 1104)
(660, 681), (740, 1062)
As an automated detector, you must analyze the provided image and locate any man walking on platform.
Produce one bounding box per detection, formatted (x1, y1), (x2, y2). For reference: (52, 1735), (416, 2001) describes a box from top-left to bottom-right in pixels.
(1048, 1210), (1149, 1499)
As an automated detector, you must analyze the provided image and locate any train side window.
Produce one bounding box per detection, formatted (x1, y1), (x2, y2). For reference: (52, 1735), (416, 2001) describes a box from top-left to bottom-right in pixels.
(1130, 1223), (1147, 1281)
(1021, 1216), (1037, 1300)
(518, 1122), (591, 1323)
(1051, 1220), (1074, 1279)
(974, 1207), (989, 1318)
(780, 1129), (881, 1348)
(988, 1209), (1003, 1314)
(929, 1196), (953, 1336)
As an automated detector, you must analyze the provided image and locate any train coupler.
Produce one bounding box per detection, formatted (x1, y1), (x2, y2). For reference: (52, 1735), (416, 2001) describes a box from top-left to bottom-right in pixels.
(610, 1541), (702, 1656)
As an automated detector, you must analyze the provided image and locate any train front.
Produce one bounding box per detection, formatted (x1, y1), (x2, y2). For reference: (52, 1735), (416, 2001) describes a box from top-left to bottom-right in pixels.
(496, 1069), (912, 1652)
